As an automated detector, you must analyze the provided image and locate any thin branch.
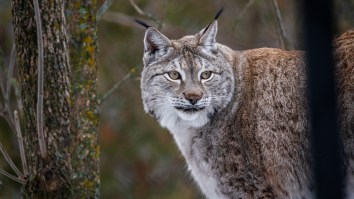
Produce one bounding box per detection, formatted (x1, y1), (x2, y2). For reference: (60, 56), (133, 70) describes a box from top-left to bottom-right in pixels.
(0, 110), (17, 136)
(0, 168), (26, 184)
(232, 0), (256, 31)
(15, 91), (23, 113)
(101, 11), (140, 28)
(271, 0), (292, 50)
(5, 44), (16, 105)
(33, 0), (47, 158)
(0, 76), (5, 99)
(160, 0), (169, 28)
(101, 11), (178, 33)
(0, 142), (23, 178)
(97, 0), (113, 20)
(129, 0), (145, 15)
(0, 109), (5, 118)
(100, 65), (140, 103)
(129, 0), (163, 29)
(14, 110), (28, 176)
(0, 43), (18, 135)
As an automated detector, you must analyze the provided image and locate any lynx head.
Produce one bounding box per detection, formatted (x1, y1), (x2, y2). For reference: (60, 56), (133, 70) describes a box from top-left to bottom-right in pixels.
(140, 20), (235, 129)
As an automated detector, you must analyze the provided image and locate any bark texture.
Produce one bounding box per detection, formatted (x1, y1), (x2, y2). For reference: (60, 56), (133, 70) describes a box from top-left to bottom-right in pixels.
(12, 0), (99, 198)
(67, 1), (100, 197)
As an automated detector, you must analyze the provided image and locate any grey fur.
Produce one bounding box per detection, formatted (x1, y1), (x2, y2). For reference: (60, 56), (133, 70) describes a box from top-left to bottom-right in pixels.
(140, 21), (354, 199)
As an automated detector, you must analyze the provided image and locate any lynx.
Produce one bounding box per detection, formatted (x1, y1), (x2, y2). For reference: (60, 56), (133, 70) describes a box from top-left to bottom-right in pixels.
(139, 17), (354, 198)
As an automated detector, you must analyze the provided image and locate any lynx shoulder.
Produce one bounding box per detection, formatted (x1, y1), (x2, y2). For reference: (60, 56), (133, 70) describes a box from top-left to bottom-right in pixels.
(140, 18), (354, 199)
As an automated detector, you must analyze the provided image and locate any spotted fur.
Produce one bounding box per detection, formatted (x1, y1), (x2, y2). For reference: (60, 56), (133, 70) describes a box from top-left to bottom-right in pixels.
(140, 21), (354, 199)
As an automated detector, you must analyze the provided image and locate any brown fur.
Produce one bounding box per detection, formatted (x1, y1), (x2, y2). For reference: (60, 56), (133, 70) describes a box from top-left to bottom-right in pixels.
(140, 21), (354, 198)
(335, 30), (354, 195)
(231, 48), (311, 198)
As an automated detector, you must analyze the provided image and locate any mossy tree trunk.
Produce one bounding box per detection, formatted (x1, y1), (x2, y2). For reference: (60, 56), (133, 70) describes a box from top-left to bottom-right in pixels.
(11, 0), (99, 198)
(67, 1), (100, 197)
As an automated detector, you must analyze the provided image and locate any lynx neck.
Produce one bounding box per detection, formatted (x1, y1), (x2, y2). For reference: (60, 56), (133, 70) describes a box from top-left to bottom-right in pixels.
(167, 123), (228, 199)
(167, 123), (196, 160)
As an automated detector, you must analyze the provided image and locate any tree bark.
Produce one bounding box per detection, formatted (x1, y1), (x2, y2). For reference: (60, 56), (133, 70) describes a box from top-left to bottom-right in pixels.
(11, 0), (99, 198)
(67, 1), (100, 197)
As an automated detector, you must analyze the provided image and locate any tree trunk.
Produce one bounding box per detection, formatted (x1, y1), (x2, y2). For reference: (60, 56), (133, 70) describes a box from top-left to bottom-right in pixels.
(67, 1), (100, 197)
(11, 0), (99, 198)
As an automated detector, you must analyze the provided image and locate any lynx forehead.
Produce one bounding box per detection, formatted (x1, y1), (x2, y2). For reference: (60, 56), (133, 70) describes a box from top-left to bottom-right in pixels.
(139, 16), (354, 199)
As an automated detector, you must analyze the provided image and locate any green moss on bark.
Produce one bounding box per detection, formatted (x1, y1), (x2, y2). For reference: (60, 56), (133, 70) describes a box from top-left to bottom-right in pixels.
(67, 1), (100, 198)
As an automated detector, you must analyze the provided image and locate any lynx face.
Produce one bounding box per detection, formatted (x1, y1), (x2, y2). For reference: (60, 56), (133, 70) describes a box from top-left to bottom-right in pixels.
(141, 22), (234, 129)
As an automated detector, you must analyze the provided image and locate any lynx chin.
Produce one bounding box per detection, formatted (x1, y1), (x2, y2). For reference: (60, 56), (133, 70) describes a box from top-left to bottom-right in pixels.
(139, 18), (354, 198)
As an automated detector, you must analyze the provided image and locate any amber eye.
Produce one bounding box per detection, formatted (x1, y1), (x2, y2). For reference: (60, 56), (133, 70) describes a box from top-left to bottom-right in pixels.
(168, 71), (181, 80)
(200, 71), (212, 80)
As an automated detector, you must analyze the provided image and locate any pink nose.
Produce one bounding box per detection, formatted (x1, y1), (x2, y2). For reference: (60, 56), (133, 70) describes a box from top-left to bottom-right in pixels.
(183, 92), (203, 105)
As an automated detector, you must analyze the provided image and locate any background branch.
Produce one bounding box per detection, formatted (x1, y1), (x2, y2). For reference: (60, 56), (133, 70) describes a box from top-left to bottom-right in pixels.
(99, 1), (169, 103)
(14, 110), (28, 176)
(0, 78), (5, 101)
(0, 43), (20, 141)
(33, 0), (47, 158)
(100, 65), (140, 103)
(129, 0), (163, 29)
(232, 0), (256, 31)
(271, 0), (292, 50)
(97, 0), (113, 20)
(5, 44), (16, 106)
(0, 111), (16, 136)
(0, 43), (28, 184)
(101, 11), (139, 28)
(0, 168), (26, 184)
(101, 11), (177, 33)
(0, 143), (23, 178)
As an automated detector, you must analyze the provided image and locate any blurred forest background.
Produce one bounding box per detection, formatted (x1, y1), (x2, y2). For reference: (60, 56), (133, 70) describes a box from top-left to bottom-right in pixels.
(0, 0), (353, 198)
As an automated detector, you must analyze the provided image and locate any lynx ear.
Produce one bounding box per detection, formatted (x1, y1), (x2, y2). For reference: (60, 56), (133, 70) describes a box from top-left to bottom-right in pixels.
(144, 28), (171, 55)
(143, 28), (171, 65)
(198, 21), (218, 53)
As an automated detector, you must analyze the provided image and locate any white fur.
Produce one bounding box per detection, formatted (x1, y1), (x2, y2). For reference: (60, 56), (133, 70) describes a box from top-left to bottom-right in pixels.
(176, 111), (200, 121)
(157, 104), (209, 130)
(346, 177), (354, 199)
(347, 191), (354, 199)
(166, 116), (227, 199)
(154, 97), (226, 199)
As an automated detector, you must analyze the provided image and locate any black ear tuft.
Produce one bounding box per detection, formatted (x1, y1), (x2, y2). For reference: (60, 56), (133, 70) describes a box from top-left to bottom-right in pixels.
(214, 7), (224, 20)
(134, 19), (151, 29)
(202, 7), (224, 35)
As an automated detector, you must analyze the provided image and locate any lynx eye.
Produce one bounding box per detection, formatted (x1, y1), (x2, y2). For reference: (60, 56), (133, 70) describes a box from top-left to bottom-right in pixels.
(167, 71), (181, 80)
(200, 71), (212, 80)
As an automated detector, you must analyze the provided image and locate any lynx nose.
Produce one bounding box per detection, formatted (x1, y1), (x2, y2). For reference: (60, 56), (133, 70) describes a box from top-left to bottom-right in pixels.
(183, 92), (203, 105)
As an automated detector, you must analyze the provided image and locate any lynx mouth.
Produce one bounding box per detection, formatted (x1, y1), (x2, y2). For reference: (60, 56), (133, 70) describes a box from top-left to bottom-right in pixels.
(174, 106), (205, 113)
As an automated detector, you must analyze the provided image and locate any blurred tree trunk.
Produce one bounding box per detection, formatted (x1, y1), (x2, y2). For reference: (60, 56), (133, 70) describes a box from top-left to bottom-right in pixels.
(11, 0), (99, 198)
(67, 1), (100, 198)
